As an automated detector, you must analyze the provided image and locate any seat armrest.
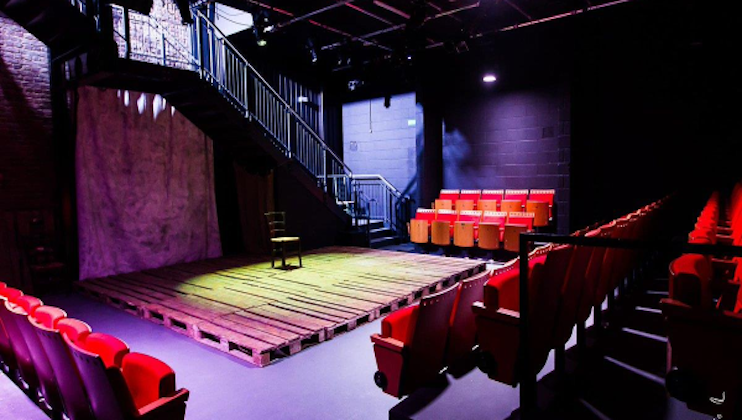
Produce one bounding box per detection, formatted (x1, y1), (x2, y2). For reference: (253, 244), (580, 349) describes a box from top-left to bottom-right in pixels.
(137, 389), (190, 420)
(370, 334), (405, 352)
(472, 302), (521, 325)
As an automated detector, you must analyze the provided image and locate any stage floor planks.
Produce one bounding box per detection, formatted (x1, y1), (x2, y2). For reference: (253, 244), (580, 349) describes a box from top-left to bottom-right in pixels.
(77, 246), (486, 366)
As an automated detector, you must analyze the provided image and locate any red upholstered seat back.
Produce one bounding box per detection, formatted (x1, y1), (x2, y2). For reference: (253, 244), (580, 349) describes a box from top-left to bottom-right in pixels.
(122, 353), (177, 410)
(482, 211), (507, 227)
(436, 209), (457, 225)
(67, 336), (138, 420)
(83, 333), (130, 368)
(33, 306), (67, 329)
(381, 305), (419, 344)
(481, 189), (504, 203)
(528, 189), (555, 206)
(446, 272), (489, 365)
(531, 246), (574, 349)
(669, 254), (713, 309)
(483, 254), (548, 312)
(504, 189), (528, 207)
(457, 210), (482, 225)
(554, 240), (594, 345)
(507, 212), (534, 230)
(439, 189), (460, 201)
(35, 319), (94, 420)
(414, 208), (436, 222)
(3, 295), (43, 388)
(459, 190), (481, 205)
(0, 287), (23, 302)
(576, 226), (610, 322)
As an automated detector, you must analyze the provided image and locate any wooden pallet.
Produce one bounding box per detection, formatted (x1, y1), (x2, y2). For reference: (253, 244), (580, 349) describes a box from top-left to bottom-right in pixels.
(77, 246), (486, 367)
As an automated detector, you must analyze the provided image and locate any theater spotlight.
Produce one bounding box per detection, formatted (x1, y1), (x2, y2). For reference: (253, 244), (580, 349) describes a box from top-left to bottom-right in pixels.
(482, 73), (497, 83)
(253, 11), (271, 47)
(306, 39), (318, 64)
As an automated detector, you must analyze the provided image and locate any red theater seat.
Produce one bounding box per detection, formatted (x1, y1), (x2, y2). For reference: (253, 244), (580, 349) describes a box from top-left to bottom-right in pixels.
(432, 210), (457, 246)
(439, 189), (460, 202)
(19, 305), (67, 412)
(474, 245), (573, 385)
(528, 189), (555, 219)
(662, 256), (742, 419)
(35, 318), (94, 420)
(574, 226), (611, 326)
(371, 285), (459, 398)
(67, 334), (189, 420)
(0, 287), (23, 372)
(454, 210), (482, 248)
(83, 333), (130, 368)
(458, 190), (481, 209)
(2, 295), (43, 389)
(446, 272), (489, 368)
(504, 189), (528, 209)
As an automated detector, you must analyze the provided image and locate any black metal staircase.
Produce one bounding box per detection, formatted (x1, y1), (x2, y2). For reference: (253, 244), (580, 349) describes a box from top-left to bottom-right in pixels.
(0, 0), (413, 244)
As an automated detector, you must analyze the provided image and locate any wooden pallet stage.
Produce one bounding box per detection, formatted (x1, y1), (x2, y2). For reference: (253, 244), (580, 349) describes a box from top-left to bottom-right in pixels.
(76, 246), (486, 367)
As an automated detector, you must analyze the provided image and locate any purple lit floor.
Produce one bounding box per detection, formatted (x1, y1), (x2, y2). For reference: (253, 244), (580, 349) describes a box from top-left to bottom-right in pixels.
(2, 282), (708, 420)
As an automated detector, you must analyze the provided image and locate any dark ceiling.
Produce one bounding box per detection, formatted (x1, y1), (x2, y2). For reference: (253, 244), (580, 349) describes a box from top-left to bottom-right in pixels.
(220, 0), (631, 76)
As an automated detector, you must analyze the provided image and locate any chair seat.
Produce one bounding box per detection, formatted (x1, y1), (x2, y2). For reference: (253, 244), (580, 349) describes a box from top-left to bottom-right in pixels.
(271, 237), (300, 243)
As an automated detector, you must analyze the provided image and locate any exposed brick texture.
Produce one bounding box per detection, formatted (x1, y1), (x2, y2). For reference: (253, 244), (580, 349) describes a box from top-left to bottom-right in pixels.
(0, 14), (54, 210)
(0, 14), (57, 289)
(441, 85), (571, 233)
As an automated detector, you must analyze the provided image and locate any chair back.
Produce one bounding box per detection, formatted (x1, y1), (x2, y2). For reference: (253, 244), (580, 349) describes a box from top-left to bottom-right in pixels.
(446, 272), (489, 365)
(526, 201), (550, 227)
(434, 199), (453, 210)
(21, 306), (66, 411)
(439, 189), (460, 201)
(478, 200), (498, 212)
(66, 336), (136, 420)
(501, 200), (522, 214)
(407, 285), (459, 390)
(481, 189), (504, 203)
(504, 189), (529, 207)
(35, 319), (94, 420)
(264, 212), (288, 239)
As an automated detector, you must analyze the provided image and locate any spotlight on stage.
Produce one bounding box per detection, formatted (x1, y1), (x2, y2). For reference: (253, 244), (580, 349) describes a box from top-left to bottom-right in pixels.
(482, 73), (497, 83)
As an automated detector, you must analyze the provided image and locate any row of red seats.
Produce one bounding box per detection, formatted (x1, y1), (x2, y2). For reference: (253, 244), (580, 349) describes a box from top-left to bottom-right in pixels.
(372, 198), (666, 397)
(0, 283), (189, 420)
(409, 209), (536, 251)
(663, 188), (742, 418)
(436, 189), (555, 219)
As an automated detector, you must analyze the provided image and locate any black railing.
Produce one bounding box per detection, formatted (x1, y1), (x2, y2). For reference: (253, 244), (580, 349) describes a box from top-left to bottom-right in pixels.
(516, 232), (742, 418)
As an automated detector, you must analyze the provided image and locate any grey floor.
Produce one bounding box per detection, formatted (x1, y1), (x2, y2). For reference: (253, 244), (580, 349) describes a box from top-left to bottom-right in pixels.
(1, 268), (708, 420)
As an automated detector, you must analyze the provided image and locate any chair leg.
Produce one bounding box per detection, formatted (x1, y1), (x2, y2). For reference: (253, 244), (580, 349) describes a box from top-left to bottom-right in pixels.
(298, 242), (303, 267)
(281, 245), (287, 268)
(271, 246), (275, 268)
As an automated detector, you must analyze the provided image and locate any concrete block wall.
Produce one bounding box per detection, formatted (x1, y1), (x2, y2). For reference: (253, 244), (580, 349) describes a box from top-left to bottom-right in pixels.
(442, 85), (571, 233)
(342, 92), (419, 196)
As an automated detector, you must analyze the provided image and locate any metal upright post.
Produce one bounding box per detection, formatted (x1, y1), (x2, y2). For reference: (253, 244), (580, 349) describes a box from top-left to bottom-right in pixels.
(123, 7), (131, 60)
(519, 235), (536, 418)
(161, 32), (166, 66)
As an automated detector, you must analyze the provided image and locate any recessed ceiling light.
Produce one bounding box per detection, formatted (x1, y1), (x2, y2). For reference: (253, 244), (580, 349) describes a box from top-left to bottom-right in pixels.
(482, 74), (497, 83)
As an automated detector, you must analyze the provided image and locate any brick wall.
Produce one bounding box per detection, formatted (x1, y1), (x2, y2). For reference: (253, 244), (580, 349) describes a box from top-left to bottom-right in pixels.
(0, 13), (57, 289)
(441, 84), (571, 233)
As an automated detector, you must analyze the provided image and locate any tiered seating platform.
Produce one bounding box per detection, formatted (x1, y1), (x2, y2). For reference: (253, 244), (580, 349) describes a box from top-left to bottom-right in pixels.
(77, 247), (486, 367)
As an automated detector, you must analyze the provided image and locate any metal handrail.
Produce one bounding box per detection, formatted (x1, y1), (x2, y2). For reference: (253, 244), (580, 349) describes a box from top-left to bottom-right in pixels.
(191, 10), (353, 178)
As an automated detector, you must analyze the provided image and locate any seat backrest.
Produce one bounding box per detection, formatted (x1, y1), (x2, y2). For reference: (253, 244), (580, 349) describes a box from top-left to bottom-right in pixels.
(446, 273), (489, 364)
(67, 337), (136, 420)
(507, 212), (535, 230)
(669, 254), (713, 309)
(3, 296), (43, 384)
(21, 306), (67, 410)
(554, 233), (597, 344)
(478, 200), (498, 212)
(264, 212), (287, 238)
(531, 245), (574, 350)
(407, 285), (459, 389)
(459, 190), (481, 203)
(436, 209), (457, 225)
(481, 189), (504, 203)
(457, 210), (482, 225)
(528, 189), (555, 206)
(455, 200), (475, 211)
(35, 319), (94, 420)
(83, 333), (130, 368)
(434, 199), (453, 210)
(0, 287), (23, 301)
(482, 211), (507, 226)
(500, 200), (522, 214)
(0, 289), (23, 362)
(504, 189), (529, 206)
(526, 201), (549, 227)
(439, 189), (460, 201)
(414, 208), (436, 222)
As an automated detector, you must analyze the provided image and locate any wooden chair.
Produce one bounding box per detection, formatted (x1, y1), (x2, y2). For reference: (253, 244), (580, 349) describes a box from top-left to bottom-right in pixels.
(526, 200), (550, 227)
(265, 212), (302, 269)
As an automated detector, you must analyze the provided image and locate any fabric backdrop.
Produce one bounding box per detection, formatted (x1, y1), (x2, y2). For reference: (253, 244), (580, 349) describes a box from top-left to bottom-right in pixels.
(76, 87), (221, 280)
